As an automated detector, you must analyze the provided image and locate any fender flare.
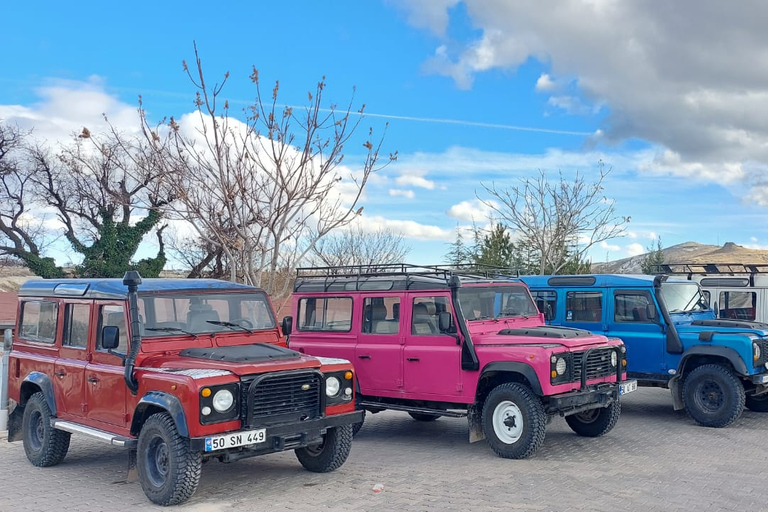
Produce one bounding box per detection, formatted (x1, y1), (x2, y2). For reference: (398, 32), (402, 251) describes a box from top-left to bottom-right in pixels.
(22, 372), (57, 416)
(678, 345), (749, 376)
(131, 391), (190, 438)
(479, 361), (544, 396)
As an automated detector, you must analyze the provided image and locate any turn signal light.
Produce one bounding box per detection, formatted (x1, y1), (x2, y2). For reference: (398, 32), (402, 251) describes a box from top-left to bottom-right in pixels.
(344, 371), (353, 380)
(201, 387), (212, 397)
(551, 370), (557, 379)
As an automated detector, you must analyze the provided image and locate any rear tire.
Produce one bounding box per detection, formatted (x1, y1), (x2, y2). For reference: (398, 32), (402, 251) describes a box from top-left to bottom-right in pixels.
(746, 393), (768, 412)
(22, 392), (70, 467)
(682, 364), (745, 428)
(565, 401), (621, 437)
(481, 383), (546, 459)
(408, 412), (440, 422)
(296, 425), (353, 473)
(137, 413), (202, 506)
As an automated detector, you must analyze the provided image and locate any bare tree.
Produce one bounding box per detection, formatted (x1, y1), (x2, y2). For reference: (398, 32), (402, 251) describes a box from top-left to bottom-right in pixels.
(140, 43), (396, 294)
(309, 224), (411, 267)
(480, 164), (629, 275)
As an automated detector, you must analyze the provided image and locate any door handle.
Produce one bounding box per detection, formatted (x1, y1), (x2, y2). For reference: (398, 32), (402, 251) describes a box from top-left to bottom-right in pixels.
(358, 355), (371, 359)
(54, 371), (66, 378)
(406, 357), (420, 362)
(87, 376), (99, 384)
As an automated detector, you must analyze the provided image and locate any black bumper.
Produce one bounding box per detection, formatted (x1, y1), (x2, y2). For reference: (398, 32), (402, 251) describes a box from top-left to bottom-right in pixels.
(189, 410), (363, 455)
(546, 384), (618, 414)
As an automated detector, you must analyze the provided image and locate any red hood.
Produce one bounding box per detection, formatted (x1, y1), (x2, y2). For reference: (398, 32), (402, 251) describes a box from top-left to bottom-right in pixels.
(467, 318), (611, 349)
(137, 352), (322, 376)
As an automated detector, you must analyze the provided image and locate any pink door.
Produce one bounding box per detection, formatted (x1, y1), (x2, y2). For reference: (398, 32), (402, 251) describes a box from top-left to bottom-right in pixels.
(402, 294), (462, 400)
(355, 297), (403, 395)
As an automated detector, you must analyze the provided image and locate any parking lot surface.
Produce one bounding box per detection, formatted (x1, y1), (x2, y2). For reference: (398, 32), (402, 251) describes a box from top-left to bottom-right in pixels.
(1, 387), (766, 512)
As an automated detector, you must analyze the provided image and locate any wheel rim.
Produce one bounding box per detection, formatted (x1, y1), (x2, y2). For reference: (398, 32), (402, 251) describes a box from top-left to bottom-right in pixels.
(27, 410), (44, 451)
(304, 435), (326, 456)
(572, 408), (600, 424)
(145, 435), (170, 488)
(493, 400), (524, 444)
(694, 380), (725, 413)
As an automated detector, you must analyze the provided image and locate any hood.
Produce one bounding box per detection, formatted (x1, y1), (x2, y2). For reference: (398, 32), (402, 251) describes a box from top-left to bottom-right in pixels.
(470, 323), (612, 349)
(668, 309), (717, 326)
(676, 318), (768, 338)
(139, 343), (322, 376)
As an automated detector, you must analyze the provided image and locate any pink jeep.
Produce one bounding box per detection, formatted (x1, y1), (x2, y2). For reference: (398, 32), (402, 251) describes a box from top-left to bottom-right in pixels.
(283, 265), (635, 458)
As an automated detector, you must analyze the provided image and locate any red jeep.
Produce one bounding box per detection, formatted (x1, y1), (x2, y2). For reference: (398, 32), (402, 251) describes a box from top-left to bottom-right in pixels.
(284, 265), (635, 459)
(7, 272), (361, 505)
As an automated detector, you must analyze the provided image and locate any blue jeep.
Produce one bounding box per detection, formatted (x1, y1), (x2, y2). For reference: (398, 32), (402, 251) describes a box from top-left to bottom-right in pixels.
(520, 274), (768, 427)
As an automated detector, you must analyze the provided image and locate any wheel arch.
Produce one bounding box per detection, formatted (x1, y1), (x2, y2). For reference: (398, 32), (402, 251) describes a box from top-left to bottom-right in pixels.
(131, 391), (190, 438)
(476, 362), (543, 404)
(21, 372), (57, 415)
(678, 346), (748, 378)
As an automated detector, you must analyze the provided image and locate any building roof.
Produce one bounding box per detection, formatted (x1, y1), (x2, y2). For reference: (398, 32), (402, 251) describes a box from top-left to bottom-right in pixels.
(19, 278), (260, 300)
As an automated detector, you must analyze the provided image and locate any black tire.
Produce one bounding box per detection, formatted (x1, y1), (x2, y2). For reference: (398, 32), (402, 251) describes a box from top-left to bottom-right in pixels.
(481, 383), (546, 459)
(137, 412), (202, 506)
(682, 364), (745, 428)
(295, 425), (353, 473)
(565, 401), (621, 437)
(22, 392), (70, 467)
(746, 393), (768, 412)
(408, 412), (440, 422)
(352, 410), (366, 436)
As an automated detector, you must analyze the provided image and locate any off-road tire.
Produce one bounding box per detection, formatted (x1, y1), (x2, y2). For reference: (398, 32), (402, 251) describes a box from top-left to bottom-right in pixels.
(682, 364), (745, 428)
(565, 401), (621, 437)
(408, 412), (440, 422)
(352, 410), (366, 436)
(22, 392), (70, 467)
(481, 383), (547, 459)
(295, 425), (353, 473)
(746, 393), (768, 412)
(137, 412), (202, 506)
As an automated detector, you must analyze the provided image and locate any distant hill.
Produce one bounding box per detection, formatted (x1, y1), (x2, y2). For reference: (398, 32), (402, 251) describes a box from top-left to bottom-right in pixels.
(591, 241), (768, 274)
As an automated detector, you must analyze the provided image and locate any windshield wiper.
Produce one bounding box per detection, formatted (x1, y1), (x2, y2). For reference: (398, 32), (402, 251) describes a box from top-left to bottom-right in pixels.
(145, 327), (198, 339)
(206, 320), (254, 334)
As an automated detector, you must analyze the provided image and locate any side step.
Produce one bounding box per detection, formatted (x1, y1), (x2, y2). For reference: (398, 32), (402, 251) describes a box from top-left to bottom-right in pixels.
(358, 400), (467, 418)
(51, 419), (137, 448)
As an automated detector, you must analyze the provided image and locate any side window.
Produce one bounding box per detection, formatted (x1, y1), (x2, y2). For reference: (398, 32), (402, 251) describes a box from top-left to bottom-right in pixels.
(297, 297), (352, 332)
(63, 304), (90, 348)
(412, 296), (448, 335)
(362, 297), (400, 335)
(19, 300), (58, 344)
(614, 292), (655, 323)
(565, 291), (603, 323)
(701, 290), (711, 309)
(719, 291), (756, 320)
(98, 305), (128, 353)
(531, 290), (556, 321)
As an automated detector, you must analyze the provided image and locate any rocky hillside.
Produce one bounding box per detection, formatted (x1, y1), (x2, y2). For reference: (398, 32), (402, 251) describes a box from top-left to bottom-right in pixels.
(591, 241), (768, 274)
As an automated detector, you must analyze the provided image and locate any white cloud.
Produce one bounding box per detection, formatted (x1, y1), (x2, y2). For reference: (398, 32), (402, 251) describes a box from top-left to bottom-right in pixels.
(627, 231), (638, 239)
(751, 236), (759, 242)
(395, 173), (435, 189)
(389, 189), (415, 199)
(361, 215), (453, 240)
(626, 243), (645, 257)
(535, 73), (558, 92)
(600, 241), (620, 252)
(447, 199), (498, 222)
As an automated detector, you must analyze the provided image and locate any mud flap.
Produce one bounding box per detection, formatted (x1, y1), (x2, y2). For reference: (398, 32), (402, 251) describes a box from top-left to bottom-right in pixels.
(467, 404), (484, 443)
(126, 449), (138, 483)
(669, 375), (684, 411)
(8, 404), (23, 443)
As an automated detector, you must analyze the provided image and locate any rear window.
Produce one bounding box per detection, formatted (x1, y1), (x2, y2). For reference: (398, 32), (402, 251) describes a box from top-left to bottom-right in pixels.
(297, 297), (352, 332)
(19, 300), (58, 344)
(565, 291), (602, 323)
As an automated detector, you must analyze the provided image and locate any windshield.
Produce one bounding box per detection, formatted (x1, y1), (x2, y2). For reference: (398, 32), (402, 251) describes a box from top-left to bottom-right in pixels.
(659, 282), (708, 313)
(138, 292), (276, 337)
(458, 285), (539, 320)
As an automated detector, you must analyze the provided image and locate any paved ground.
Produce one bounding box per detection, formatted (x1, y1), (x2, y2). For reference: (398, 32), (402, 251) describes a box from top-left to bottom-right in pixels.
(1, 387), (767, 512)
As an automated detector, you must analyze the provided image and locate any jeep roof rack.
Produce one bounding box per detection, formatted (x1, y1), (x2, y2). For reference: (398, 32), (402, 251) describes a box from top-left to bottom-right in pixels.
(293, 263), (521, 293)
(651, 263), (768, 275)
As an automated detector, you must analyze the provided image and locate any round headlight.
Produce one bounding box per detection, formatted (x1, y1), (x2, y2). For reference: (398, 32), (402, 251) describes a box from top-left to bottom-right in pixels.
(212, 389), (234, 412)
(555, 357), (567, 376)
(326, 377), (341, 397)
(611, 351), (618, 367)
(754, 343), (761, 361)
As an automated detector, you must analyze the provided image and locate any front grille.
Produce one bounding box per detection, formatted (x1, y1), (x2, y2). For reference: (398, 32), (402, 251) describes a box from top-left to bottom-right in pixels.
(241, 371), (322, 428)
(572, 348), (617, 382)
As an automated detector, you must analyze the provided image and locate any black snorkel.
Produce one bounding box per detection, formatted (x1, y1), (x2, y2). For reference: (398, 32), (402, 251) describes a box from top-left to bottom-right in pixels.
(123, 271), (143, 394)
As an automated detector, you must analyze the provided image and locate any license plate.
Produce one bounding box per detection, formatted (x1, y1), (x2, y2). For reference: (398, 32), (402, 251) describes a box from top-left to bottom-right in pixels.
(619, 380), (638, 395)
(205, 429), (266, 452)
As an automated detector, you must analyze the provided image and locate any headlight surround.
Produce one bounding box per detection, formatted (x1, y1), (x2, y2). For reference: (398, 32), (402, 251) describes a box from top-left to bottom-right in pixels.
(326, 376), (341, 397)
(754, 342), (761, 363)
(325, 370), (354, 406)
(555, 358), (567, 375)
(212, 389), (235, 412)
(550, 352), (572, 384)
(611, 351), (618, 367)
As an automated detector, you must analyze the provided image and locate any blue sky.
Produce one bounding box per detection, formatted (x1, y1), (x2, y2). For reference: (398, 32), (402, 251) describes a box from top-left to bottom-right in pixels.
(4, 0), (768, 268)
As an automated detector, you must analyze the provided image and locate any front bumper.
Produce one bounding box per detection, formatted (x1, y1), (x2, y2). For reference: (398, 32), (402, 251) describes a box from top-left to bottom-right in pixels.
(190, 410), (363, 456)
(546, 383), (619, 416)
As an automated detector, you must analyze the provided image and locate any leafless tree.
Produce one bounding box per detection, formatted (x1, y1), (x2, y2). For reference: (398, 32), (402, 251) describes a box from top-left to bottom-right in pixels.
(140, 43), (396, 294)
(479, 164), (629, 275)
(309, 224), (411, 267)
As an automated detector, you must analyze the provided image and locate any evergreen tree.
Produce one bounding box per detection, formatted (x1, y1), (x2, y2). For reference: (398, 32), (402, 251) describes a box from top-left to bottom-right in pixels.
(445, 226), (471, 267)
(640, 238), (665, 274)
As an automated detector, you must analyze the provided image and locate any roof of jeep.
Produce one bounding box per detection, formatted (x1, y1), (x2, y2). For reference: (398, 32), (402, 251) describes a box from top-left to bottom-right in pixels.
(19, 278), (259, 300)
(519, 274), (692, 288)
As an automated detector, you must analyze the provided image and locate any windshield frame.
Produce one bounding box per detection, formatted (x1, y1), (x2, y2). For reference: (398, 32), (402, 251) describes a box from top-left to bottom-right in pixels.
(457, 284), (540, 321)
(659, 282), (709, 314)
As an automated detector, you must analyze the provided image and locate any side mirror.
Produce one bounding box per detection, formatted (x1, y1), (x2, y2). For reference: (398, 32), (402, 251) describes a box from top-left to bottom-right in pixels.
(646, 304), (658, 321)
(281, 316), (293, 336)
(102, 326), (120, 350)
(713, 301), (719, 317)
(438, 311), (453, 332)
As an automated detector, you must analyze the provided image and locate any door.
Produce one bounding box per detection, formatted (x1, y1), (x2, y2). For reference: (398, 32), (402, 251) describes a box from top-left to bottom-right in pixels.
(355, 296), (403, 395)
(53, 302), (92, 418)
(289, 296), (357, 362)
(402, 294), (462, 400)
(85, 303), (129, 430)
(606, 289), (666, 375)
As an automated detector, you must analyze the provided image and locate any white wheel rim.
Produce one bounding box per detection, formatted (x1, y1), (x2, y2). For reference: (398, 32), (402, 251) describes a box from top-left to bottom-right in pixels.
(493, 400), (524, 444)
